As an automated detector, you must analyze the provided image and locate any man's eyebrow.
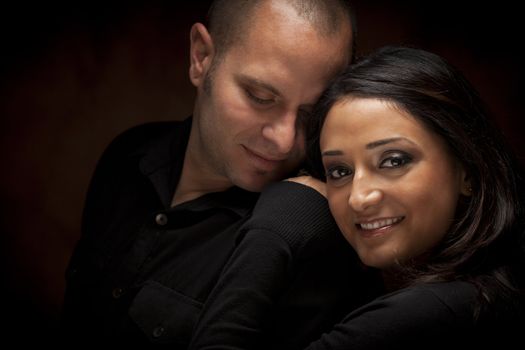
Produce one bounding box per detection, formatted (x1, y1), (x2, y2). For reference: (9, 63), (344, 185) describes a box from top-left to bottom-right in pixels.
(366, 137), (415, 149)
(237, 74), (281, 96)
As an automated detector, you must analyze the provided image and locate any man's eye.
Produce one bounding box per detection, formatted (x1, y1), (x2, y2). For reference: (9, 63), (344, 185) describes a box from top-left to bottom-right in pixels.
(325, 166), (352, 180)
(379, 153), (412, 168)
(246, 90), (274, 105)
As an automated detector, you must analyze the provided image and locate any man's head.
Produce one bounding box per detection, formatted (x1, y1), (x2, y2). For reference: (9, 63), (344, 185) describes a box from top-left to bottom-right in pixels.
(188, 0), (354, 192)
(206, 0), (356, 63)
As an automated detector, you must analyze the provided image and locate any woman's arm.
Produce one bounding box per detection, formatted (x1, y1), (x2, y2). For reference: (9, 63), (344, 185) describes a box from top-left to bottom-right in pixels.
(188, 181), (379, 349)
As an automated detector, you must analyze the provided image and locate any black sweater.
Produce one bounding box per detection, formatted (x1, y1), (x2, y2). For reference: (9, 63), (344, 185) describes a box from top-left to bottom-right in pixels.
(305, 279), (524, 349)
(189, 181), (383, 349)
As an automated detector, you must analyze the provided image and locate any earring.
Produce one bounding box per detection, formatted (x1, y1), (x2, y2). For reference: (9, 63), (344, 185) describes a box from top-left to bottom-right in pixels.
(462, 184), (473, 196)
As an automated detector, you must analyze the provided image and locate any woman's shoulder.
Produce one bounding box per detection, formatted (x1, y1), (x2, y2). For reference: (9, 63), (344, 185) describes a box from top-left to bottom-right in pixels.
(404, 281), (477, 307)
(306, 281), (477, 349)
(373, 281), (477, 323)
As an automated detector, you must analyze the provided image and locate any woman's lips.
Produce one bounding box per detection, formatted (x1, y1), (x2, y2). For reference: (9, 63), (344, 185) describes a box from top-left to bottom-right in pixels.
(355, 216), (405, 237)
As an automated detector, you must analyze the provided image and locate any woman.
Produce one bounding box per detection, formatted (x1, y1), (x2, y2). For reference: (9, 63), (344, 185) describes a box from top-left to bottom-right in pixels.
(300, 45), (525, 348)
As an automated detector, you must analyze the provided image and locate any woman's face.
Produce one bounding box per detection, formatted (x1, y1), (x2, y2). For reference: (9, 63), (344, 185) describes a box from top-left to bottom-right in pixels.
(320, 97), (469, 269)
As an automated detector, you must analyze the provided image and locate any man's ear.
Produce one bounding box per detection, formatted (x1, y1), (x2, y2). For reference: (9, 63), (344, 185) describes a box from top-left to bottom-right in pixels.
(189, 23), (215, 87)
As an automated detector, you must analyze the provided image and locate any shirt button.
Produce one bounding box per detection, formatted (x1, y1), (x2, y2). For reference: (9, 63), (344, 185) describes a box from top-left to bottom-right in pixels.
(152, 326), (164, 338)
(155, 213), (168, 226)
(112, 287), (124, 299)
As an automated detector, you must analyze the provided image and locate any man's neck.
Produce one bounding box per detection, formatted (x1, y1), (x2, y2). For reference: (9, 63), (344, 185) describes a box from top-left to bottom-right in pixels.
(171, 138), (232, 207)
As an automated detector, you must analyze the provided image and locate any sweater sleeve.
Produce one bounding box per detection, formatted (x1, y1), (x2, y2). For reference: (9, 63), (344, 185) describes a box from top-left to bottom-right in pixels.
(240, 181), (341, 257)
(188, 181), (364, 350)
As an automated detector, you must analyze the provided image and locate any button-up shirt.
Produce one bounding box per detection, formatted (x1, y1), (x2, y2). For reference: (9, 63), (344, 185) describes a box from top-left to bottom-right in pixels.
(62, 118), (260, 345)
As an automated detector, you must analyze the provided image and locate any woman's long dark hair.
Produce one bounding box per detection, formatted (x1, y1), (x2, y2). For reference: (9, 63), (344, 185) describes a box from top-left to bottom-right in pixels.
(307, 45), (525, 317)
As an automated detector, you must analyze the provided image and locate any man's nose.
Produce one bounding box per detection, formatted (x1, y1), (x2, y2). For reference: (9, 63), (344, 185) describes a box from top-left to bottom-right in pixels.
(261, 111), (297, 155)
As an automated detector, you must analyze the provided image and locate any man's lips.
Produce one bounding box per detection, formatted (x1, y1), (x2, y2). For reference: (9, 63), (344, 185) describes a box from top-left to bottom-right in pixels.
(242, 146), (285, 170)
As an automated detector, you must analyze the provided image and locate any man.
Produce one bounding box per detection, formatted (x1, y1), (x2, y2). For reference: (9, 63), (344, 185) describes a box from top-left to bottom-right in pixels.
(61, 0), (382, 347)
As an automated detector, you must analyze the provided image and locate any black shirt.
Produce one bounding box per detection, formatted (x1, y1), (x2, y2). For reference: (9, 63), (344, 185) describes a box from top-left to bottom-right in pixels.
(61, 118), (383, 348)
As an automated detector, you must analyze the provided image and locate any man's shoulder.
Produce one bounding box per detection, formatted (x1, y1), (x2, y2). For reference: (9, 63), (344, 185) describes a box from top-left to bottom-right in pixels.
(113, 120), (188, 150)
(102, 119), (191, 160)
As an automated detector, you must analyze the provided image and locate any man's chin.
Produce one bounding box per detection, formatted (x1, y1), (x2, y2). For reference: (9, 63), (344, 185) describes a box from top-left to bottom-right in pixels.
(232, 165), (303, 192)
(233, 175), (278, 193)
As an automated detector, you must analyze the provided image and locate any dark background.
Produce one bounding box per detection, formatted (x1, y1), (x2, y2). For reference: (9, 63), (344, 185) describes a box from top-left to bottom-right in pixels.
(1, 0), (522, 343)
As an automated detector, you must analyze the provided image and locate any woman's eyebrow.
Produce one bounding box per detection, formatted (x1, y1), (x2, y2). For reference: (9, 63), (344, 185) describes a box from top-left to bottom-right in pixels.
(366, 137), (415, 149)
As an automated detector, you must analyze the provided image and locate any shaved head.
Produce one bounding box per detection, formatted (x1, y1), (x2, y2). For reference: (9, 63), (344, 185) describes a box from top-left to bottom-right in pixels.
(206, 0), (356, 61)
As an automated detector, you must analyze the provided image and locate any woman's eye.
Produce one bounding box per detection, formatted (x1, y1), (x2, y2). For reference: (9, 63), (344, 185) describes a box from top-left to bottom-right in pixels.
(246, 90), (274, 105)
(379, 153), (412, 168)
(325, 166), (352, 180)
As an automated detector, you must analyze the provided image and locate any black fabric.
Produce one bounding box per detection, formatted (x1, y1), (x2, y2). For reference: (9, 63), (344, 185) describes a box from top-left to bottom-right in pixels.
(304, 280), (524, 349)
(60, 118), (384, 348)
(189, 182), (384, 349)
(61, 118), (258, 346)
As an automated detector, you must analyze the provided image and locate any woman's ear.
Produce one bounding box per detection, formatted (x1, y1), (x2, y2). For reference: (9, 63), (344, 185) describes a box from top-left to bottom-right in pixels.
(189, 23), (215, 87)
(459, 168), (473, 197)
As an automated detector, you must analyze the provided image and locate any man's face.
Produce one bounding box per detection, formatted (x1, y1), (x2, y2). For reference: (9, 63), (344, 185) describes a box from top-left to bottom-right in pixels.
(192, 2), (352, 192)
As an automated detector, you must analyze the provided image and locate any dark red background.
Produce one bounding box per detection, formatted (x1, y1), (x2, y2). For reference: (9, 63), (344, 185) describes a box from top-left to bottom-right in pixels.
(1, 0), (522, 343)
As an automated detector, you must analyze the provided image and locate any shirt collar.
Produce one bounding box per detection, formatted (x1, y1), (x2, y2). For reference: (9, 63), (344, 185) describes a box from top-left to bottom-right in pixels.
(136, 117), (191, 208)
(135, 117), (259, 216)
(173, 186), (259, 217)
